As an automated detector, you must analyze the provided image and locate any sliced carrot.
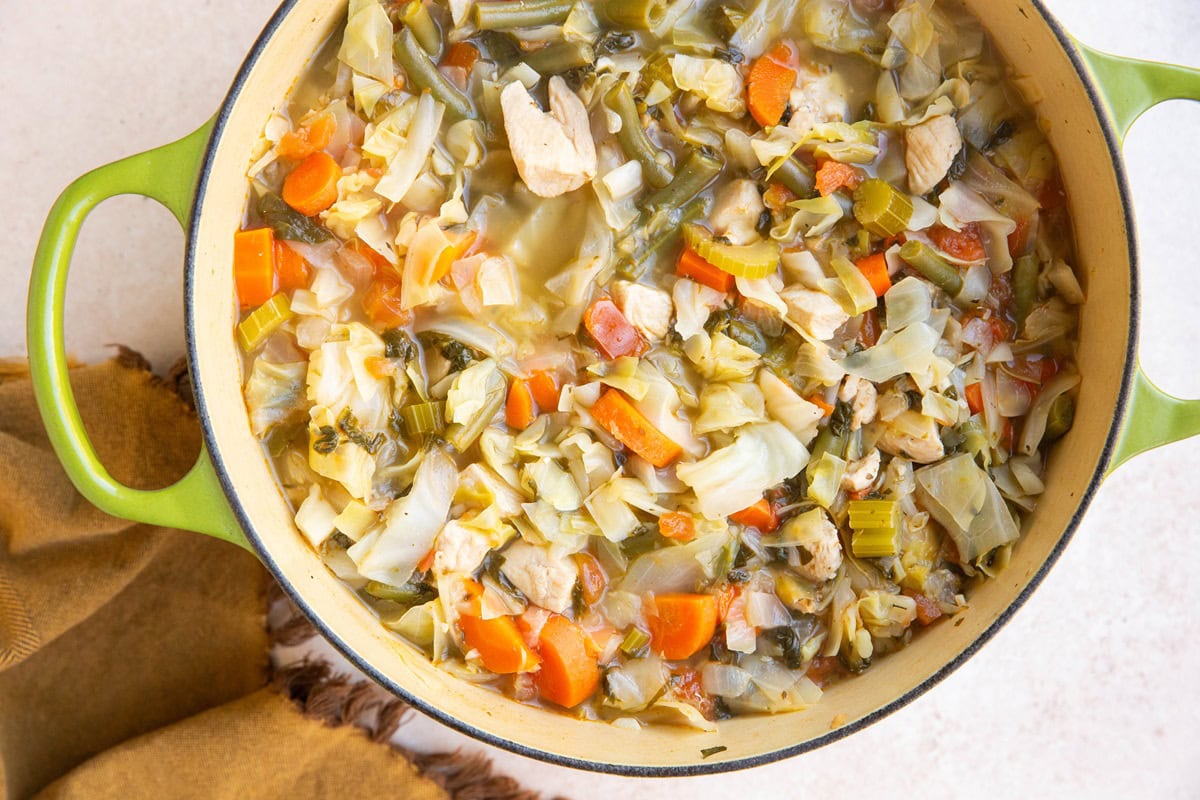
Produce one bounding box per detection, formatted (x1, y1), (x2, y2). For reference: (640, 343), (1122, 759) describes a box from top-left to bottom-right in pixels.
(648, 594), (719, 661)
(676, 246), (734, 293)
(282, 151), (342, 216)
(855, 252), (892, 297)
(747, 42), (797, 127)
(536, 615), (601, 708)
(442, 41), (480, 73)
(234, 228), (276, 308)
(658, 511), (696, 542)
(729, 498), (778, 532)
(572, 552), (607, 606)
(350, 238), (394, 276)
(582, 297), (645, 359)
(277, 112), (336, 161)
(928, 223), (986, 262)
(858, 307), (881, 348)
(815, 159), (865, 196)
(362, 274), (410, 329)
(807, 394), (834, 417)
(274, 240), (311, 291)
(590, 388), (682, 468)
(528, 370), (561, 411)
(964, 382), (984, 415)
(506, 378), (536, 431)
(460, 613), (541, 674)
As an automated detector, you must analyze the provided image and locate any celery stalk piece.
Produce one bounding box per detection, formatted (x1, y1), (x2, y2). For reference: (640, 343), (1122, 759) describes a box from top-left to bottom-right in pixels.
(400, 401), (447, 436)
(851, 528), (899, 558)
(682, 224), (780, 279)
(852, 178), (913, 238)
(847, 499), (899, 531)
(619, 627), (651, 656)
(237, 293), (293, 352)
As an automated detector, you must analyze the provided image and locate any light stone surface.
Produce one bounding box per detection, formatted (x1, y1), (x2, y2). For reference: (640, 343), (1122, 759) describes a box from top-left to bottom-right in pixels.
(3, 1), (1198, 797)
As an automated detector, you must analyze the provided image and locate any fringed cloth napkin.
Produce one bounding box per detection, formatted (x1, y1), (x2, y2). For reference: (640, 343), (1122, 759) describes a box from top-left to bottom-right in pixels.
(0, 352), (550, 800)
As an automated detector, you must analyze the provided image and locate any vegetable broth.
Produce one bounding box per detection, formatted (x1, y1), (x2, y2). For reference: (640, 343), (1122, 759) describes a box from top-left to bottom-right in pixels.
(235, 0), (1082, 728)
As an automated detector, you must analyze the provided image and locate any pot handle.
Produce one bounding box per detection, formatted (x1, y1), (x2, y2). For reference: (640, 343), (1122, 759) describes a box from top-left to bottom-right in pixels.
(26, 121), (250, 551)
(1076, 43), (1200, 473)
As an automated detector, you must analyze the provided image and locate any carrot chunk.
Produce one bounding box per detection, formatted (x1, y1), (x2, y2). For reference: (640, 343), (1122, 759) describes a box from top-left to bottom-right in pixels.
(234, 228), (275, 308)
(528, 370), (561, 411)
(729, 498), (778, 532)
(747, 42), (797, 127)
(537, 615), (601, 708)
(282, 151), (342, 216)
(590, 388), (682, 468)
(460, 614), (541, 674)
(676, 246), (734, 293)
(274, 239), (311, 292)
(648, 594), (719, 661)
(965, 382), (984, 415)
(855, 252), (892, 297)
(583, 297), (645, 359)
(277, 112), (336, 161)
(361, 274), (410, 328)
(658, 511), (696, 542)
(506, 378), (536, 431)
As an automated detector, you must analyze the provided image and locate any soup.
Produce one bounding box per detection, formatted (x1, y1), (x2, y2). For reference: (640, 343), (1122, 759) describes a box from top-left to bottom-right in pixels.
(233, 0), (1082, 727)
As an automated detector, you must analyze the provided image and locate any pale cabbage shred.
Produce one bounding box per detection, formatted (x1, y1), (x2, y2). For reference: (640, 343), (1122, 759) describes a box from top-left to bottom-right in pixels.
(236, 0), (1083, 728)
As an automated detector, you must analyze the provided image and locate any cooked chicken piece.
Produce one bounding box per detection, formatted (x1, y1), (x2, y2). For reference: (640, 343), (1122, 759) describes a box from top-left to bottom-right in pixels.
(876, 385), (910, 423)
(875, 410), (946, 463)
(784, 510), (843, 583)
(433, 520), (491, 576)
(499, 540), (577, 613)
(841, 448), (881, 493)
(780, 286), (850, 341)
(787, 68), (849, 136)
(501, 77), (597, 198)
(839, 375), (878, 430)
(611, 280), (673, 343)
(708, 179), (766, 246)
(906, 115), (963, 196)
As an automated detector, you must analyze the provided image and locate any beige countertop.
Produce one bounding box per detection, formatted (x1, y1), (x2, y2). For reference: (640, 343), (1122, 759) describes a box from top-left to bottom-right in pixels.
(3, 1), (1198, 797)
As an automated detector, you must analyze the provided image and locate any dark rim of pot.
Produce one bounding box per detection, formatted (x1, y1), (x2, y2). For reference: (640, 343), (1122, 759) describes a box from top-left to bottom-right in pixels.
(185, 0), (1140, 778)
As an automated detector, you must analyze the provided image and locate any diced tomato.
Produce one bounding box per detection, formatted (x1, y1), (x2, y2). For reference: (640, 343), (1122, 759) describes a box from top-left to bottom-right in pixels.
(964, 382), (984, 415)
(858, 307), (881, 348)
(715, 583), (741, 623)
(1007, 217), (1032, 258)
(928, 223), (986, 262)
(805, 656), (841, 687)
(582, 297), (645, 359)
(902, 588), (943, 626)
(362, 274), (410, 328)
(669, 667), (716, 721)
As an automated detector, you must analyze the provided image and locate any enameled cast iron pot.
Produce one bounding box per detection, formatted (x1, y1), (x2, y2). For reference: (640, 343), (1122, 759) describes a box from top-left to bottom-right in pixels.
(25, 0), (1200, 775)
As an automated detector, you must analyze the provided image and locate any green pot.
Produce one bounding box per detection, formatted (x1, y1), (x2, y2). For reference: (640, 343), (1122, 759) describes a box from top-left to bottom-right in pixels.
(23, 0), (1200, 777)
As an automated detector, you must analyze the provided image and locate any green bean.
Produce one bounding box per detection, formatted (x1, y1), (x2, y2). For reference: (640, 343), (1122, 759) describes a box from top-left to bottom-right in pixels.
(1043, 394), (1075, 443)
(523, 41), (595, 75)
(365, 580), (436, 605)
(475, 0), (572, 30)
(642, 147), (724, 214)
(603, 0), (671, 29)
(603, 82), (674, 189)
(400, 0), (442, 58)
(393, 28), (475, 120)
(1012, 253), (1038, 332)
(899, 240), (963, 297)
(770, 155), (815, 197)
(615, 195), (710, 279)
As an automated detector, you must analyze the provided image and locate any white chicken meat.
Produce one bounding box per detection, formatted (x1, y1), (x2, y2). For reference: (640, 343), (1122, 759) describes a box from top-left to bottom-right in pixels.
(780, 286), (850, 341)
(787, 68), (849, 136)
(707, 179), (766, 246)
(501, 76), (597, 198)
(906, 114), (963, 196)
(499, 540), (577, 614)
(611, 280), (674, 343)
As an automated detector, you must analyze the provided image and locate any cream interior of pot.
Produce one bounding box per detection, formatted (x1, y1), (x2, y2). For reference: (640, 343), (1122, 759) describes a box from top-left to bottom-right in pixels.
(189, 0), (1132, 770)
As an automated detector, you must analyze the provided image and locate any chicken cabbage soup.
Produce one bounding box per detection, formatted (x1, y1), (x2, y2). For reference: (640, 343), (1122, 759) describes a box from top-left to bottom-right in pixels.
(234, 0), (1083, 726)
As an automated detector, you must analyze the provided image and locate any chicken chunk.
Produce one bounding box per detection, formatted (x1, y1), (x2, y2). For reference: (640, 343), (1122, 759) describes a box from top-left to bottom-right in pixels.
(839, 375), (878, 430)
(501, 77), (597, 198)
(708, 179), (766, 246)
(611, 280), (674, 343)
(787, 68), (849, 136)
(780, 286), (850, 341)
(433, 519), (492, 576)
(499, 540), (577, 613)
(876, 410), (946, 464)
(906, 115), (963, 196)
(783, 510), (843, 583)
(841, 448), (881, 494)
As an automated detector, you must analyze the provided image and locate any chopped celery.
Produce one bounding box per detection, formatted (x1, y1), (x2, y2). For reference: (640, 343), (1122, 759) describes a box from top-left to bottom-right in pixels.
(619, 627), (651, 656)
(851, 528), (899, 558)
(446, 368), (506, 452)
(401, 0), (442, 58)
(364, 579), (436, 605)
(899, 240), (963, 297)
(848, 499), (899, 532)
(236, 293), (292, 352)
(1012, 254), (1038, 332)
(400, 401), (447, 436)
(683, 224), (780, 279)
(853, 178), (913, 238)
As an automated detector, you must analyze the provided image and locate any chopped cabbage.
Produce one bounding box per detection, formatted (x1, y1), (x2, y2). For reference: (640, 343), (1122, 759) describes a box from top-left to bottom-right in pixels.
(523, 457), (583, 512)
(376, 93), (446, 204)
(670, 55), (746, 116)
(684, 331), (761, 382)
(883, 277), (932, 331)
(914, 453), (1019, 563)
(245, 358), (307, 437)
(294, 485), (339, 547)
(677, 422), (809, 518)
(338, 0), (394, 83)
(673, 279), (727, 341)
(839, 322), (939, 383)
(693, 382), (767, 434)
(757, 369), (824, 444)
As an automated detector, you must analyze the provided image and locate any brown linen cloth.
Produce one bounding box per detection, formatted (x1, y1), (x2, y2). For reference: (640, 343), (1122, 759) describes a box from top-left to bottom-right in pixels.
(0, 355), (544, 800)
